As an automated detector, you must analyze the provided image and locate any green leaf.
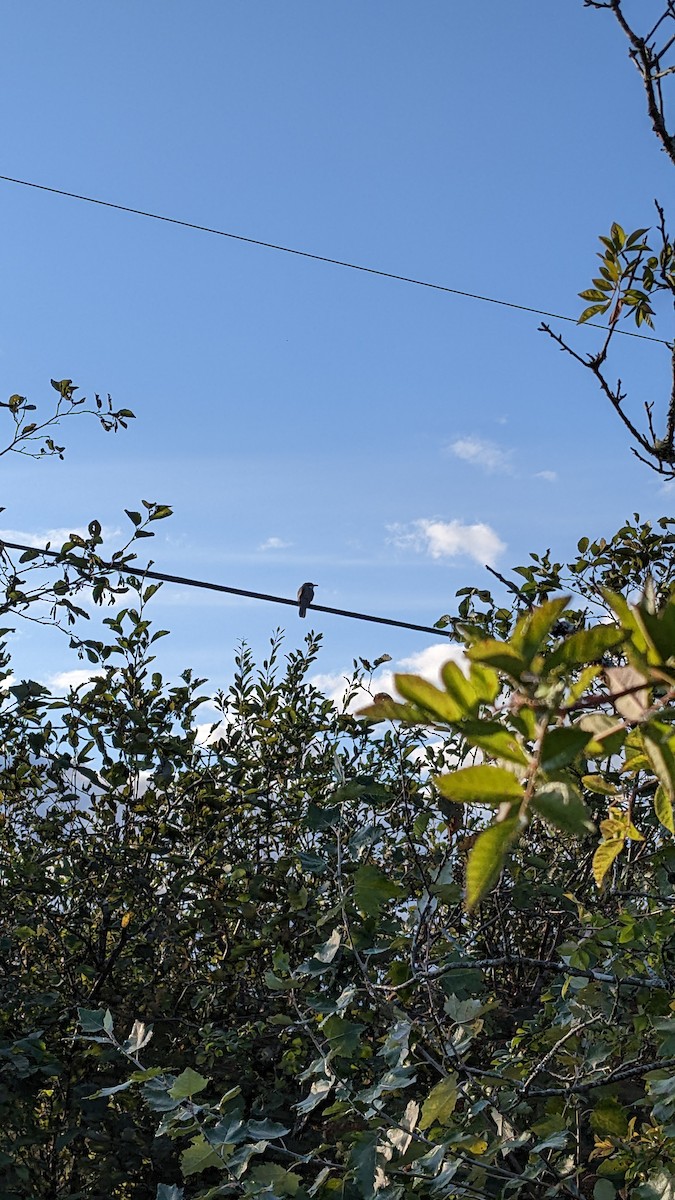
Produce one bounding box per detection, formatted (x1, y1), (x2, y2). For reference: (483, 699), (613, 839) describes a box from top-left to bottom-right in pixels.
(545, 624), (624, 670)
(322, 1016), (364, 1058)
(228, 1140), (270, 1179)
(435, 764), (523, 805)
(643, 724), (675, 800)
(654, 785), (675, 834)
(77, 1007), (108, 1033)
(532, 782), (595, 835)
(602, 589), (649, 654)
(461, 720), (529, 766)
(634, 599), (675, 665)
(592, 839), (624, 888)
(125, 509), (143, 526)
(353, 863), (403, 916)
(419, 1074), (458, 1129)
(296, 1074), (334, 1114)
(579, 288), (611, 301)
(440, 660), (477, 716)
(590, 1099), (629, 1137)
(264, 970), (294, 991)
(581, 774), (617, 796)
(579, 713), (627, 758)
(181, 1136), (224, 1177)
(251, 1165), (301, 1196)
(86, 1079), (134, 1100)
(169, 1067), (209, 1100)
(467, 638), (526, 680)
(578, 302), (610, 324)
(634, 1171), (675, 1200)
(540, 727), (592, 771)
(469, 662), (500, 704)
(593, 1182), (616, 1200)
(246, 1119), (291, 1140)
(511, 597), (570, 665)
(350, 1132), (378, 1200)
(394, 674), (463, 722)
(466, 815), (522, 910)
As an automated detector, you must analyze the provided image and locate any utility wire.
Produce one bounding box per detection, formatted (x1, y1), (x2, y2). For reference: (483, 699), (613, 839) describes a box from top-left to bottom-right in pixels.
(0, 172), (669, 346)
(0, 539), (455, 641)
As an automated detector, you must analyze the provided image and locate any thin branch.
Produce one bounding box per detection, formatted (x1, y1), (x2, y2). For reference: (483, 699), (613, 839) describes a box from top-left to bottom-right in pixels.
(540, 323), (655, 454)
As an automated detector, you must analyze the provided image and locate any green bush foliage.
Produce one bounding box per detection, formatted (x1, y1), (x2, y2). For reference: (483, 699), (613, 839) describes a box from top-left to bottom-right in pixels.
(3, 518), (675, 1200)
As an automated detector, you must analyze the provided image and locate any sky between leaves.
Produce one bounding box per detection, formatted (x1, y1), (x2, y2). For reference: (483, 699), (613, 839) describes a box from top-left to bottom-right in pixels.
(0, 0), (673, 702)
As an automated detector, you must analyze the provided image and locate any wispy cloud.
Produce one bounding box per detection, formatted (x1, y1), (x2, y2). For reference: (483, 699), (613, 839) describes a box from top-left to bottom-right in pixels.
(388, 518), (505, 566)
(259, 536), (292, 551)
(47, 668), (104, 692)
(447, 435), (512, 473)
(0, 526), (120, 550)
(311, 642), (467, 712)
(534, 469), (557, 482)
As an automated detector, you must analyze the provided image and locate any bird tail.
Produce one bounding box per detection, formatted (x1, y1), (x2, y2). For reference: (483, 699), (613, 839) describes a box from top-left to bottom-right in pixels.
(299, 605), (307, 618)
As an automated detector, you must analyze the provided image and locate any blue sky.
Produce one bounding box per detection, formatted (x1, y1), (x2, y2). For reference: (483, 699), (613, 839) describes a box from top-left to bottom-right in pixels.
(1, 1), (673, 697)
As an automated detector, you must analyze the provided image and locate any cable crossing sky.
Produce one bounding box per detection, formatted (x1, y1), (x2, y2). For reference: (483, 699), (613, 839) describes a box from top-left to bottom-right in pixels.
(0, 173), (669, 346)
(0, 540), (456, 641)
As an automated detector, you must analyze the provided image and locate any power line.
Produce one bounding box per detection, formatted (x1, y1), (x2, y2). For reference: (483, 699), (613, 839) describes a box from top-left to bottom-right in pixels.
(0, 172), (669, 346)
(0, 539), (455, 641)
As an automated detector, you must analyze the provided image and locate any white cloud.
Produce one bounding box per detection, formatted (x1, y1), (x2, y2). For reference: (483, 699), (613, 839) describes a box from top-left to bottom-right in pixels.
(311, 642), (467, 712)
(0, 525), (121, 550)
(0, 527), (89, 550)
(534, 470), (557, 482)
(448, 436), (512, 473)
(47, 668), (104, 692)
(398, 643), (466, 681)
(389, 518), (505, 566)
(259, 536), (292, 551)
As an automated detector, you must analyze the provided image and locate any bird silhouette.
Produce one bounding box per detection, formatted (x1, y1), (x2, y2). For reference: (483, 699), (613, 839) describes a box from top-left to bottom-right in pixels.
(297, 582), (316, 618)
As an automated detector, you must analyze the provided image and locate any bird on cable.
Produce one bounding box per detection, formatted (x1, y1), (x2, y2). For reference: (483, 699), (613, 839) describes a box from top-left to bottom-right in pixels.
(297, 582), (317, 618)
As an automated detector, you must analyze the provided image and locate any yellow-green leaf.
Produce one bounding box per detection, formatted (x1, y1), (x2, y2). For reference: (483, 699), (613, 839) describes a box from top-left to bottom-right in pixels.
(655, 785), (675, 835)
(581, 774), (617, 797)
(466, 638), (527, 680)
(435, 765), (523, 805)
(465, 815), (522, 910)
(578, 714), (626, 758)
(169, 1067), (209, 1100)
(419, 1074), (458, 1130)
(592, 839), (624, 888)
(440, 659), (477, 716)
(511, 597), (569, 665)
(460, 720), (529, 766)
(546, 625), (624, 671)
(565, 664), (601, 707)
(469, 662), (500, 705)
(643, 725), (675, 800)
(181, 1136), (223, 1177)
(394, 674), (463, 723)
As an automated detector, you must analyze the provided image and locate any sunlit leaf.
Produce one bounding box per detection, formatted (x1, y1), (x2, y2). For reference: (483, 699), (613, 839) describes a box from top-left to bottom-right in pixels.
(655, 785), (675, 835)
(169, 1067), (209, 1100)
(436, 764), (523, 805)
(532, 782), (596, 835)
(592, 839), (624, 888)
(465, 815), (522, 910)
(419, 1074), (458, 1130)
(545, 624), (624, 671)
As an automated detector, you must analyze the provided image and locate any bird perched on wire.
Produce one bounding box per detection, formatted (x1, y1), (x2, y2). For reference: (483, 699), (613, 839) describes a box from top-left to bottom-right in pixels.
(297, 582), (317, 618)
